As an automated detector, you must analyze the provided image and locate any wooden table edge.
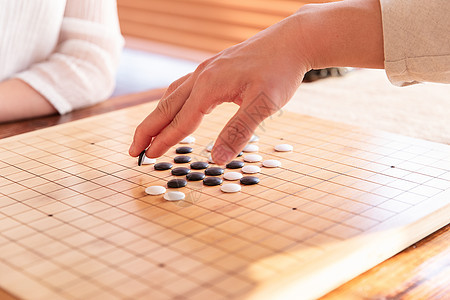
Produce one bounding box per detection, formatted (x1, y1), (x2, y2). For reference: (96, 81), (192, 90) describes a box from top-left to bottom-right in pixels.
(0, 89), (165, 140)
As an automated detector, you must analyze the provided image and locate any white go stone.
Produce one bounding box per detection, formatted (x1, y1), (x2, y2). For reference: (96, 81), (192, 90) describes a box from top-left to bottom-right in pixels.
(242, 165), (261, 174)
(145, 186), (166, 195)
(223, 172), (243, 181)
(243, 144), (259, 152)
(164, 191), (185, 201)
(142, 156), (156, 165)
(206, 144), (214, 152)
(207, 154), (215, 163)
(221, 183), (241, 193)
(262, 159), (281, 168)
(274, 144), (293, 152)
(180, 136), (195, 144)
(243, 154), (263, 162)
(249, 134), (260, 142)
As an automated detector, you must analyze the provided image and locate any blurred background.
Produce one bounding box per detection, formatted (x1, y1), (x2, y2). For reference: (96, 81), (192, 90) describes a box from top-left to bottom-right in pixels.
(114, 0), (330, 95)
(117, 0), (319, 53)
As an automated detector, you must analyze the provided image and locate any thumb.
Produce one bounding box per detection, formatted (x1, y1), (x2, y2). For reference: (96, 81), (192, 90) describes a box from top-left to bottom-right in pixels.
(212, 90), (281, 164)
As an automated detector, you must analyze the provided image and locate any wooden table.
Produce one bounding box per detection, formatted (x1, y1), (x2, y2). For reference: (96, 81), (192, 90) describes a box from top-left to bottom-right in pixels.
(0, 90), (448, 299)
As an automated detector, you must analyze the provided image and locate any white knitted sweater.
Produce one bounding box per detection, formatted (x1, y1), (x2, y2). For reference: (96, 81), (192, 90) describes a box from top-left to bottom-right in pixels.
(0, 0), (124, 114)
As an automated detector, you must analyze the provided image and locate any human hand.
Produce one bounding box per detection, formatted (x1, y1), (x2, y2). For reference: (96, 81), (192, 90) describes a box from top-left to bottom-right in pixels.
(129, 14), (312, 164)
(129, 0), (384, 164)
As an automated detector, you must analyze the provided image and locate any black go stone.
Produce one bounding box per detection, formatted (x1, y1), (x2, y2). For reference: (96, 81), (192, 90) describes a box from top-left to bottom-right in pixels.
(171, 167), (191, 176)
(167, 178), (187, 188)
(190, 161), (209, 170)
(174, 156), (192, 164)
(138, 150), (146, 166)
(226, 160), (244, 169)
(240, 176), (260, 185)
(237, 151), (244, 157)
(154, 162), (173, 171)
(176, 146), (193, 154)
(204, 167), (224, 176)
(203, 177), (223, 186)
(186, 172), (206, 181)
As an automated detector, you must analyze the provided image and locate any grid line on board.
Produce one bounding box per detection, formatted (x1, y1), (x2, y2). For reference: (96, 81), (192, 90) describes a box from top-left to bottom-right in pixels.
(1, 102), (450, 300)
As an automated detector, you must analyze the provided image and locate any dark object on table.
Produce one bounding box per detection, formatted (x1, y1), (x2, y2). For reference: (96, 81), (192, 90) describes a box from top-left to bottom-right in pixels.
(176, 146), (193, 154)
(203, 177), (223, 186)
(205, 167), (224, 176)
(240, 176), (260, 185)
(154, 162), (173, 170)
(174, 156), (192, 164)
(226, 160), (245, 169)
(138, 150), (146, 166)
(303, 67), (348, 82)
(171, 167), (191, 176)
(190, 161), (209, 170)
(167, 178), (187, 188)
(186, 172), (206, 181)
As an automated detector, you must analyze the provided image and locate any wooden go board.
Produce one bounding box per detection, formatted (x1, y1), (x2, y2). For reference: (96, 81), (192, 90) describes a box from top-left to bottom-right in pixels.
(0, 101), (449, 300)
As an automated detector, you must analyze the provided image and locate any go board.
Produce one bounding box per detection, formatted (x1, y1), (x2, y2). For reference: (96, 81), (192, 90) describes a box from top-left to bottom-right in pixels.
(0, 101), (449, 300)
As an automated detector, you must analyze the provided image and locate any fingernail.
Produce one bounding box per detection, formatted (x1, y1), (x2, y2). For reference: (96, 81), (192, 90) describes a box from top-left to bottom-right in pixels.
(129, 142), (135, 154)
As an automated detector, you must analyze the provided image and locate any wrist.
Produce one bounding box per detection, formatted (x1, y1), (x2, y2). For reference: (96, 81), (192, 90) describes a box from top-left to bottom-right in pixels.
(282, 13), (316, 74)
(290, 4), (324, 71)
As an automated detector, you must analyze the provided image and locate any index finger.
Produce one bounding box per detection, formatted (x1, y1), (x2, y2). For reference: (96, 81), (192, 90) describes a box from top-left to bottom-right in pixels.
(144, 87), (211, 158)
(129, 73), (193, 157)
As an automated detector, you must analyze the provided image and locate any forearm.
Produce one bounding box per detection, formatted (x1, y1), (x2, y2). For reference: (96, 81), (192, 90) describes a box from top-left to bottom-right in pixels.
(0, 79), (57, 123)
(296, 0), (384, 70)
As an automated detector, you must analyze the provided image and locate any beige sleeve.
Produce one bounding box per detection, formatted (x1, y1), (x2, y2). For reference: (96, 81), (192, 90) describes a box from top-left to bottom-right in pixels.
(16, 0), (124, 114)
(379, 0), (450, 86)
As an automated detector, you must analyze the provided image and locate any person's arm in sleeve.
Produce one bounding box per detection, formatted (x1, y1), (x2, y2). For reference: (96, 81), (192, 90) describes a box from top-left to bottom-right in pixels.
(129, 0), (385, 164)
(0, 0), (124, 122)
(129, 0), (449, 164)
(380, 0), (450, 86)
